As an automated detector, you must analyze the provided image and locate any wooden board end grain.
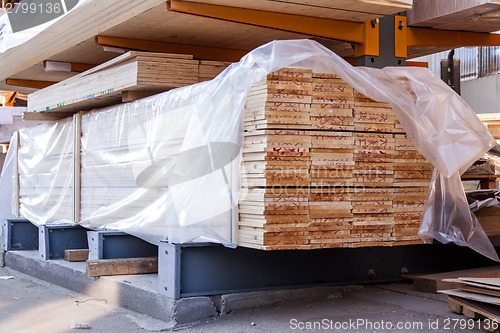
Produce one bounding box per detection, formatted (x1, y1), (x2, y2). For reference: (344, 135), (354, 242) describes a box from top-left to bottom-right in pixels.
(64, 249), (89, 262)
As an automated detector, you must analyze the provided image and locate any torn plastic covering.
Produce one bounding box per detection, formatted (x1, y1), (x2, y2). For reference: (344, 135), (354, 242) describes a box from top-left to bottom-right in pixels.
(0, 0), (87, 53)
(1, 39), (497, 259)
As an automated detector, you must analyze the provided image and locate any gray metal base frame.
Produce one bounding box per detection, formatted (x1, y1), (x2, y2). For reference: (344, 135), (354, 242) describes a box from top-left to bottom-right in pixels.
(2, 219), (38, 251)
(39, 225), (88, 260)
(158, 242), (497, 300)
(87, 230), (158, 260)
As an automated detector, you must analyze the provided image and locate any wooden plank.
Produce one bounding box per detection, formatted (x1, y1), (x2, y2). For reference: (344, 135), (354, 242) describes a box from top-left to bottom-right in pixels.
(444, 278), (500, 292)
(121, 90), (158, 103)
(458, 277), (500, 288)
(86, 257), (158, 277)
(64, 249), (89, 262)
(403, 266), (500, 293)
(23, 111), (75, 121)
(96, 35), (247, 62)
(461, 285), (500, 298)
(6, 78), (57, 89)
(439, 289), (500, 306)
(28, 51), (200, 113)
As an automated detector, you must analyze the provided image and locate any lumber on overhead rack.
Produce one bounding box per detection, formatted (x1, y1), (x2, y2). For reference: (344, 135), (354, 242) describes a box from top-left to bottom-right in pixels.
(179, 0), (413, 21)
(28, 51), (199, 113)
(27, 51), (230, 114)
(239, 68), (432, 250)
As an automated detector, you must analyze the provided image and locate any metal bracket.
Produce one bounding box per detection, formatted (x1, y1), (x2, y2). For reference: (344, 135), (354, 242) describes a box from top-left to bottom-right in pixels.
(87, 230), (158, 260)
(158, 242), (181, 299)
(39, 225), (88, 261)
(394, 15), (407, 58)
(354, 19), (380, 57)
(356, 15), (406, 68)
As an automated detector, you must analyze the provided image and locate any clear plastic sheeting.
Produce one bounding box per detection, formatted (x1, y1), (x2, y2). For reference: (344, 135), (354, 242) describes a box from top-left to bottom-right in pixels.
(1, 39), (497, 258)
(419, 171), (498, 261)
(18, 118), (75, 225)
(79, 97), (240, 245)
(0, 132), (18, 221)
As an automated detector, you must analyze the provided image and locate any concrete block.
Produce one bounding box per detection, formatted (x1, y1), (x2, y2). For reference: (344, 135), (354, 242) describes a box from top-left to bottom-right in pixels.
(174, 297), (218, 325)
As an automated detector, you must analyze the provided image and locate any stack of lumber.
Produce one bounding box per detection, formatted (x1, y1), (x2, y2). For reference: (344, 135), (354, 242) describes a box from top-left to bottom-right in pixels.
(79, 107), (177, 224)
(239, 68), (433, 250)
(18, 118), (75, 223)
(28, 52), (231, 114)
(478, 113), (500, 140)
(404, 265), (500, 293)
(440, 277), (500, 326)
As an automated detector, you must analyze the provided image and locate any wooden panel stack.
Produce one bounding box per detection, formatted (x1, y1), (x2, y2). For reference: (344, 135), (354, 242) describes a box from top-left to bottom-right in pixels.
(239, 68), (433, 250)
(18, 119), (75, 222)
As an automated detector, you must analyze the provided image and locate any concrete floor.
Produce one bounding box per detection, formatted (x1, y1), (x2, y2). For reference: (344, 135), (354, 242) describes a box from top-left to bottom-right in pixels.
(0, 264), (480, 333)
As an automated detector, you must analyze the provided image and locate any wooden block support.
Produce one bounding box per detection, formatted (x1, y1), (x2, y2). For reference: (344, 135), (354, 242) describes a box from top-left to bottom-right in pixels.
(86, 257), (158, 277)
(121, 90), (158, 103)
(64, 249), (89, 262)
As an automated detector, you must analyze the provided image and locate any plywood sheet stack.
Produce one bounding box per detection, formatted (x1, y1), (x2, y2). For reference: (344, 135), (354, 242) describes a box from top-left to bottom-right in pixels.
(18, 118), (75, 223)
(239, 68), (433, 250)
(28, 52), (232, 114)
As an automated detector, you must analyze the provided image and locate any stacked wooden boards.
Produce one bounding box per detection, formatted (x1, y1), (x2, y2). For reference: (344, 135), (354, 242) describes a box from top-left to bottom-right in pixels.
(239, 68), (432, 250)
(478, 113), (500, 140)
(440, 277), (500, 326)
(27, 52), (230, 114)
(407, 0), (500, 32)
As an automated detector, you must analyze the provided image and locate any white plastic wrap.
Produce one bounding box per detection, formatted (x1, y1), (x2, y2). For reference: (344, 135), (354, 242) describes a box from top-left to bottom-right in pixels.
(2, 39), (497, 258)
(419, 171), (498, 261)
(79, 94), (240, 245)
(18, 118), (75, 225)
(0, 132), (18, 221)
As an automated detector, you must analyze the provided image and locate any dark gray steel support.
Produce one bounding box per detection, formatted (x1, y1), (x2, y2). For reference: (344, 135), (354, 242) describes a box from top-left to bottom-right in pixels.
(356, 15), (406, 68)
(158, 242), (181, 299)
(441, 52), (461, 95)
(39, 225), (88, 260)
(157, 242), (497, 299)
(87, 231), (157, 260)
(2, 219), (38, 251)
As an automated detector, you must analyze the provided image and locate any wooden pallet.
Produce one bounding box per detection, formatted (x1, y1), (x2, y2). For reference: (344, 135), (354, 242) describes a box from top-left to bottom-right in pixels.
(448, 296), (500, 332)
